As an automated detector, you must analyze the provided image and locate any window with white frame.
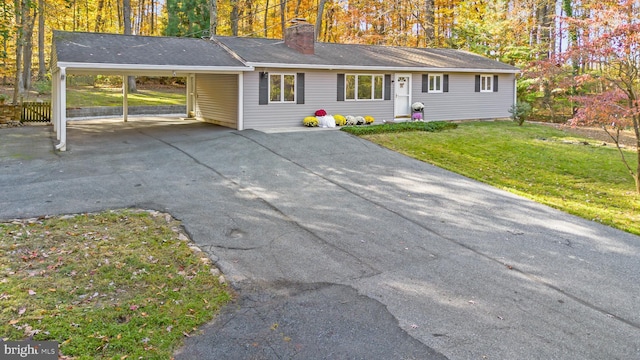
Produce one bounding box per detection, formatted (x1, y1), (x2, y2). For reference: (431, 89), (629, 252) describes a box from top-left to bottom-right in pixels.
(269, 73), (296, 102)
(429, 74), (443, 93)
(480, 74), (493, 92)
(346, 74), (384, 100)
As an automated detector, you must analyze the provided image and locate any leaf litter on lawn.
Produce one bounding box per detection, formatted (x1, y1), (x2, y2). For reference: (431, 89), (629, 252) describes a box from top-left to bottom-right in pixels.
(0, 209), (232, 359)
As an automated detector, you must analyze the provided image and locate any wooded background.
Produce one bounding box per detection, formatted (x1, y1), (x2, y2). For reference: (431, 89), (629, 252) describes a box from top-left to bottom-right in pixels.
(1, 0), (639, 124)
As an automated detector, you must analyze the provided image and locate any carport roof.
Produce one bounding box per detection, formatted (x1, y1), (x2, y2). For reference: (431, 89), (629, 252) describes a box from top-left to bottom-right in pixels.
(53, 31), (251, 75)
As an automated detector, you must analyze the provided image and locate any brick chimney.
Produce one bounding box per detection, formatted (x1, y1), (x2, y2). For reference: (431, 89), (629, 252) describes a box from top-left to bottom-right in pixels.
(284, 19), (314, 55)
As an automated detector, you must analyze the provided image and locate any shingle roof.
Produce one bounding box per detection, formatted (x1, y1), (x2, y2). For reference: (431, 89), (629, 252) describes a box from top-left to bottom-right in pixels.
(53, 31), (246, 68)
(52, 31), (518, 73)
(214, 36), (519, 72)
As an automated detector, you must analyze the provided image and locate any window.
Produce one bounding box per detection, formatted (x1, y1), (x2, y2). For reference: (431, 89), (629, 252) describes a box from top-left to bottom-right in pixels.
(429, 74), (443, 93)
(480, 74), (493, 92)
(269, 73), (296, 102)
(345, 74), (384, 100)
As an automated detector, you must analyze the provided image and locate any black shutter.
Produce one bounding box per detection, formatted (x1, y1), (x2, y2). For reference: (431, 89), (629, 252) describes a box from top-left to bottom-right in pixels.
(493, 75), (499, 92)
(443, 74), (449, 93)
(422, 74), (429, 93)
(297, 73), (305, 104)
(259, 72), (269, 105)
(337, 74), (345, 101)
(475, 75), (481, 92)
(384, 74), (391, 100)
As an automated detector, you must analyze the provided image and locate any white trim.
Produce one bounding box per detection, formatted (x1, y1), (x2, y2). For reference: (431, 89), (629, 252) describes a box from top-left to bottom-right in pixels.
(56, 62), (253, 74)
(428, 73), (444, 93)
(268, 73), (297, 103)
(345, 74), (385, 101)
(480, 74), (493, 92)
(245, 62), (519, 74)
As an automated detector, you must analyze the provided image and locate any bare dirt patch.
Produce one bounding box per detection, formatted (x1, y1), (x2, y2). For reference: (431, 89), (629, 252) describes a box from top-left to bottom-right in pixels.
(539, 122), (638, 150)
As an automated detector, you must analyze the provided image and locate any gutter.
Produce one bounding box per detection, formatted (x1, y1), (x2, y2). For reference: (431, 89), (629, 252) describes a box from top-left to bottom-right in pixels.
(56, 62), (254, 74)
(243, 62), (520, 74)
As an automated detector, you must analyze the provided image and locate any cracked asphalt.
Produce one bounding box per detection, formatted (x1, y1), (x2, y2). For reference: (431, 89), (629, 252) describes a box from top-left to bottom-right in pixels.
(1, 117), (639, 359)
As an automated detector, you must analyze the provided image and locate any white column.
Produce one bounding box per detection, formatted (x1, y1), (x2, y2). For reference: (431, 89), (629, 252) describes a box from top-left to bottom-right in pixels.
(51, 69), (58, 135)
(186, 74), (195, 117)
(55, 68), (67, 151)
(123, 76), (129, 122)
(237, 72), (244, 131)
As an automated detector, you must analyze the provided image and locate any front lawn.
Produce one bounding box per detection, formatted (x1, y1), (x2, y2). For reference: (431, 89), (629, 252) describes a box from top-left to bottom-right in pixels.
(359, 121), (640, 235)
(0, 209), (231, 359)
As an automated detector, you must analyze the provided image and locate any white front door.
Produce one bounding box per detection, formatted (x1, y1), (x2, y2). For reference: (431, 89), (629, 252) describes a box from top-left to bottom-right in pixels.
(394, 73), (412, 118)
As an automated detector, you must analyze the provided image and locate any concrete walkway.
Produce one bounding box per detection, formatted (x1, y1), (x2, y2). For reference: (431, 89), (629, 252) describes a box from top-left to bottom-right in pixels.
(1, 118), (639, 359)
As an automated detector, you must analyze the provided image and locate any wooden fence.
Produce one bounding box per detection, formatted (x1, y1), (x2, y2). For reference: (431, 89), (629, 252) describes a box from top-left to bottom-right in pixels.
(21, 102), (51, 122)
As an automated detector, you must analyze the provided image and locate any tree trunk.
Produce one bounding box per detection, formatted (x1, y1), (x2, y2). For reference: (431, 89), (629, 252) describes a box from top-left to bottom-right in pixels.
(22, 15), (34, 92)
(315, 0), (326, 41)
(280, 0), (286, 36)
(13, 0), (23, 104)
(209, 0), (217, 36)
(94, 0), (104, 31)
(13, 0), (35, 102)
(37, 0), (45, 80)
(123, 0), (137, 93)
(424, 0), (434, 46)
(230, 0), (239, 36)
(263, 0), (269, 37)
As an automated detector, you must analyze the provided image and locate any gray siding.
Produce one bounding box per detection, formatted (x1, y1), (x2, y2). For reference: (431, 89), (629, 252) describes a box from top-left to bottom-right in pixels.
(243, 69), (394, 129)
(242, 70), (515, 129)
(411, 73), (515, 121)
(195, 73), (238, 129)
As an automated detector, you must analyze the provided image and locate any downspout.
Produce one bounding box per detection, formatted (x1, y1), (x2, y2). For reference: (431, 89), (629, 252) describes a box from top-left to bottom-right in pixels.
(514, 73), (518, 107)
(55, 67), (67, 151)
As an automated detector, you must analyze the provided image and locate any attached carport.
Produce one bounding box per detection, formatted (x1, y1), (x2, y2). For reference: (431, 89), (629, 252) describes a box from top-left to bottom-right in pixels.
(51, 31), (252, 151)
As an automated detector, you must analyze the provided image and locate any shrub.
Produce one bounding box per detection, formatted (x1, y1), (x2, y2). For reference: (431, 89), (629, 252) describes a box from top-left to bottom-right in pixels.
(303, 116), (318, 127)
(509, 101), (532, 126)
(33, 78), (51, 95)
(341, 121), (457, 135)
(345, 115), (356, 125)
(355, 116), (365, 125)
(334, 114), (346, 126)
(364, 115), (375, 124)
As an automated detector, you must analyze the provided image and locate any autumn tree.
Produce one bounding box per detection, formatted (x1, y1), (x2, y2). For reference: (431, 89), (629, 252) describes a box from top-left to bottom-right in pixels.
(565, 1), (640, 192)
(13, 0), (37, 103)
(123, 0), (137, 92)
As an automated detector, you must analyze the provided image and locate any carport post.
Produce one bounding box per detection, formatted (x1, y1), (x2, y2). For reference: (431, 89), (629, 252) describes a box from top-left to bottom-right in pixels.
(54, 67), (67, 151)
(51, 69), (58, 134)
(122, 76), (129, 122)
(186, 74), (195, 117)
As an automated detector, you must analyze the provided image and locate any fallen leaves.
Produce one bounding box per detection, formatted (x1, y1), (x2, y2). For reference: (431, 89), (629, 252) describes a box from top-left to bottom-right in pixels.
(0, 209), (232, 359)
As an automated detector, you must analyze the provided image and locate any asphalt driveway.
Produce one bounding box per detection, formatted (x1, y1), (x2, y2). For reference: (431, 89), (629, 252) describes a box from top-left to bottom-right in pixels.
(1, 118), (639, 359)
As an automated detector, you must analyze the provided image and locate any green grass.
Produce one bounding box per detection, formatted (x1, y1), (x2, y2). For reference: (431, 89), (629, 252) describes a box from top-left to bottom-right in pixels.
(66, 86), (186, 107)
(0, 210), (232, 359)
(360, 121), (640, 235)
